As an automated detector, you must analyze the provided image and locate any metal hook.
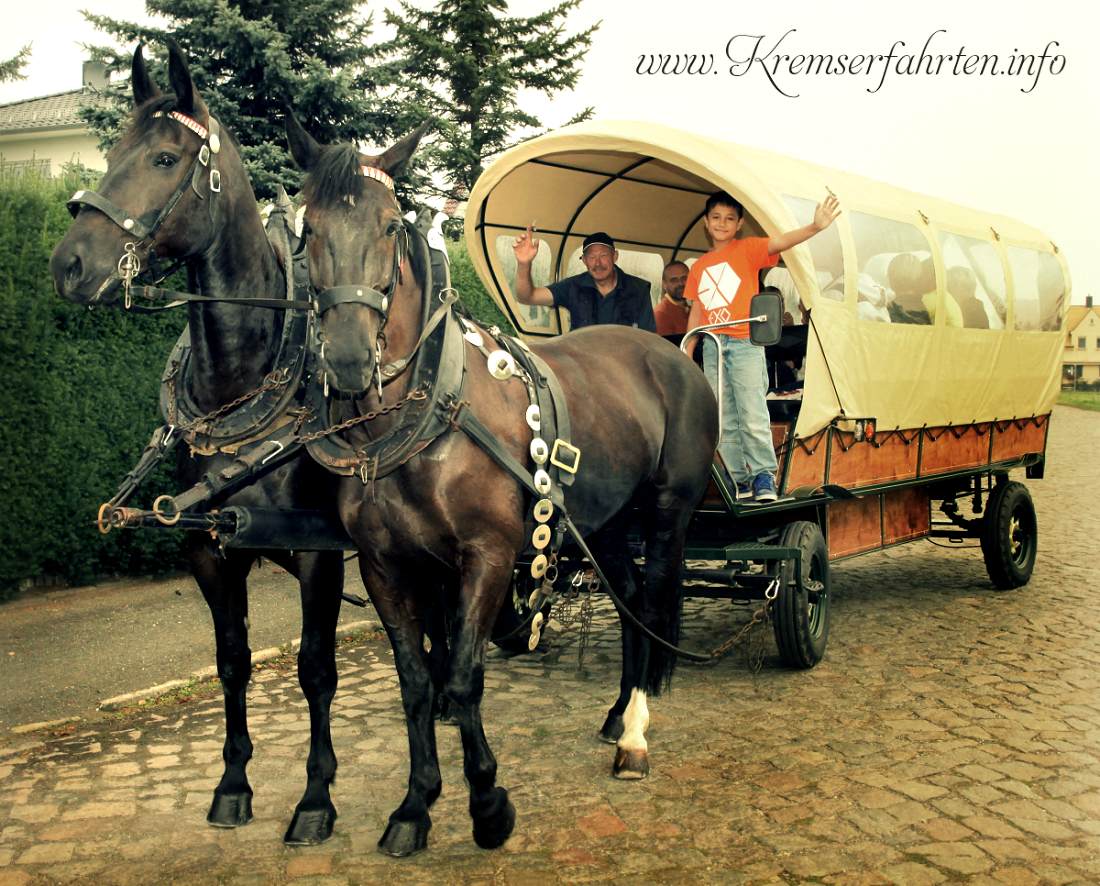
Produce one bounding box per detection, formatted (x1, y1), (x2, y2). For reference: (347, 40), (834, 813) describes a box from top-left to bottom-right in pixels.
(376, 342), (384, 400)
(261, 440), (285, 466)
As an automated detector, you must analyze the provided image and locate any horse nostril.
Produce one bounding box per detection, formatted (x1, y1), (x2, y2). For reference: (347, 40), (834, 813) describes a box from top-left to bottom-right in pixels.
(64, 254), (83, 285)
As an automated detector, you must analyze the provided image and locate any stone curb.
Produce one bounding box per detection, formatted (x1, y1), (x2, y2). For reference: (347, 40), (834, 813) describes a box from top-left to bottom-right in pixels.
(96, 617), (381, 712)
(5, 618), (383, 727)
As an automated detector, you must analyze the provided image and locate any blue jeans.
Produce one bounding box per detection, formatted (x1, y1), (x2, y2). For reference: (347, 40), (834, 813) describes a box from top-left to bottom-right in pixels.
(702, 337), (778, 484)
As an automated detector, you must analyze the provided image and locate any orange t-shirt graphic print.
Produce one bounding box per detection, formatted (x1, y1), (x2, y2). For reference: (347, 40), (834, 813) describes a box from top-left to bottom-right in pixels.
(685, 236), (778, 338)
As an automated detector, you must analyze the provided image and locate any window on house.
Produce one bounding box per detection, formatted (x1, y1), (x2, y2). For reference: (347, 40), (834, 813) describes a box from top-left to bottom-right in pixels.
(1079, 337), (1087, 349)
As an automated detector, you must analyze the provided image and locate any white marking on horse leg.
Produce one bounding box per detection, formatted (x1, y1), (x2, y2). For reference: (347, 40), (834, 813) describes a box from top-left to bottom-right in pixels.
(618, 688), (649, 754)
(612, 688), (651, 779)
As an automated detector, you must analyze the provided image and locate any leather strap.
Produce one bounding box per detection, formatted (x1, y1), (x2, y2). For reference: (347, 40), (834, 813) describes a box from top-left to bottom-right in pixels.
(451, 403), (565, 510)
(130, 285), (313, 311)
(526, 350), (575, 487)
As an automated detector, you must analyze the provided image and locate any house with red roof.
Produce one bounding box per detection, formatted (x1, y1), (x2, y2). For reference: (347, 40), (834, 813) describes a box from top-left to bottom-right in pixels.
(0, 62), (108, 178)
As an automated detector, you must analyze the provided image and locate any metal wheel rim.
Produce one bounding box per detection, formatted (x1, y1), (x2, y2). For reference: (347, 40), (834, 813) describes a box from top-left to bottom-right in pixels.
(1008, 506), (1035, 568)
(805, 554), (826, 637)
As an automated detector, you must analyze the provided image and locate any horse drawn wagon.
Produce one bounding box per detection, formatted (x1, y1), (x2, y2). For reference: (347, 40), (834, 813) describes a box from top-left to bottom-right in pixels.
(50, 42), (1068, 850)
(464, 120), (1068, 668)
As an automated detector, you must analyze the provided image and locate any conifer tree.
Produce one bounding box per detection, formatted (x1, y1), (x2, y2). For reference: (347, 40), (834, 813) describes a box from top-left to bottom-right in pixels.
(376, 0), (597, 199)
(81, 1), (388, 198)
(0, 44), (30, 83)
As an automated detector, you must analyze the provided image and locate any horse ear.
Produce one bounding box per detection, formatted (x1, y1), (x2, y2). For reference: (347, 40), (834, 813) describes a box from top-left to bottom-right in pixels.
(285, 110), (322, 172)
(375, 120), (433, 179)
(166, 39), (206, 117)
(131, 43), (160, 107)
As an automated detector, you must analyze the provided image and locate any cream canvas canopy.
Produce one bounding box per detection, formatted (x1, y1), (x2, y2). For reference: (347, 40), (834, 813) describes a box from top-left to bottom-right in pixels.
(464, 120), (1069, 438)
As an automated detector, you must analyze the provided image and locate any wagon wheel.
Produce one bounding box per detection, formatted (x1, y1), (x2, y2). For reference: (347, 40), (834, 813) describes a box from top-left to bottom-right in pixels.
(491, 570), (553, 654)
(980, 480), (1037, 590)
(773, 521), (830, 669)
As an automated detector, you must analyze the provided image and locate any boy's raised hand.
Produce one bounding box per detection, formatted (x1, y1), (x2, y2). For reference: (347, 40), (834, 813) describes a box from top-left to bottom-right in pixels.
(512, 224), (540, 264)
(814, 194), (841, 231)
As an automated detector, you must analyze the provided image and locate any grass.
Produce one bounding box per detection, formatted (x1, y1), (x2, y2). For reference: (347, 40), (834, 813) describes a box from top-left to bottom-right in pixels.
(1058, 391), (1100, 411)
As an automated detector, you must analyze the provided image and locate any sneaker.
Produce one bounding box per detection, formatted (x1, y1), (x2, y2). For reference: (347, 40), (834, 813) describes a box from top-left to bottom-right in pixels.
(735, 480), (753, 500)
(752, 473), (778, 503)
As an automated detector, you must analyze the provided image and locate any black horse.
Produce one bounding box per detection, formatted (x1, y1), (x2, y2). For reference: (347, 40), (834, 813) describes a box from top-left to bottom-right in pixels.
(286, 118), (718, 855)
(50, 44), (345, 845)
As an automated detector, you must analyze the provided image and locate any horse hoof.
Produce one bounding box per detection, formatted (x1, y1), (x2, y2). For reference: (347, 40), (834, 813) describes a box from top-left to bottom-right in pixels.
(598, 712), (624, 745)
(207, 790), (253, 827)
(612, 747), (650, 780)
(284, 805), (337, 845)
(378, 816), (431, 857)
(472, 788), (516, 850)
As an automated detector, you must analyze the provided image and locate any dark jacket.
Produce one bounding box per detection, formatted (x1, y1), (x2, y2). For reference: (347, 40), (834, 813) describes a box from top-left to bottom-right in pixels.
(547, 267), (656, 332)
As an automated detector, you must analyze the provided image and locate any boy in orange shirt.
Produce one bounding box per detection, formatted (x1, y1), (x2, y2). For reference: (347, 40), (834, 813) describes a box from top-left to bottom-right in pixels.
(686, 191), (840, 501)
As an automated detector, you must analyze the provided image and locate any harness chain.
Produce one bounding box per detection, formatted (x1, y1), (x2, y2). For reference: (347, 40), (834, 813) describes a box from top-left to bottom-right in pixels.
(165, 366), (294, 443)
(294, 388), (428, 445)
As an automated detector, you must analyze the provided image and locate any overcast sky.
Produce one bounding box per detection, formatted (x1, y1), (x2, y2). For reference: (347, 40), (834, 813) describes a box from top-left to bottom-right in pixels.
(3, 0), (1096, 304)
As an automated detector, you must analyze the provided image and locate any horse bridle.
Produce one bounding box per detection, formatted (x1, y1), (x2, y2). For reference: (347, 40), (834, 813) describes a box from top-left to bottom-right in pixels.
(66, 110), (224, 306)
(311, 164), (414, 395)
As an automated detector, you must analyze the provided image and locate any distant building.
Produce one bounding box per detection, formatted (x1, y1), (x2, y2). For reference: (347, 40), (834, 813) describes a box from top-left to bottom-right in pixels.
(1064, 296), (1100, 384)
(0, 61), (109, 178)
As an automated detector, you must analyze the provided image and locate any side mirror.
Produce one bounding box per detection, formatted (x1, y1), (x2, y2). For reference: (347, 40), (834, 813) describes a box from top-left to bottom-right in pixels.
(749, 288), (783, 347)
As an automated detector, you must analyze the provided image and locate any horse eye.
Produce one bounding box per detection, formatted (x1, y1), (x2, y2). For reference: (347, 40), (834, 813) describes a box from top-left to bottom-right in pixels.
(154, 152), (178, 169)
(386, 221), (400, 237)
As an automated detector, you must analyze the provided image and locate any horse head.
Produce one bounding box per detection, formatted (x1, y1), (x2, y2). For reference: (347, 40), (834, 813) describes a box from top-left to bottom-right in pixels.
(286, 113), (430, 395)
(51, 41), (244, 305)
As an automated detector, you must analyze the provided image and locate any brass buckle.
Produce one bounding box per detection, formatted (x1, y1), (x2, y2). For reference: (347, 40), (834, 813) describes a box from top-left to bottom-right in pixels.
(549, 439), (580, 474)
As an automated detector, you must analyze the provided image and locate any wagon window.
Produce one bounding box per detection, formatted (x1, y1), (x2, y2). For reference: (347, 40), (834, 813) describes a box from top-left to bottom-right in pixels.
(495, 234), (557, 331)
(1007, 247), (1065, 331)
(937, 231), (1007, 329)
(850, 212), (934, 325)
(564, 246), (665, 306)
(782, 195), (844, 302)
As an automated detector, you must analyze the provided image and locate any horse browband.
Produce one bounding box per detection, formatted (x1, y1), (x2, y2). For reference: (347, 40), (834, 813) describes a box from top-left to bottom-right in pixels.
(67, 110), (223, 242)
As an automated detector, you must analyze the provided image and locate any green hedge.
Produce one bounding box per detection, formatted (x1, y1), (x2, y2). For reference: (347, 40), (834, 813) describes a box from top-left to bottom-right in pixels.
(0, 173), (187, 597)
(447, 238), (514, 332)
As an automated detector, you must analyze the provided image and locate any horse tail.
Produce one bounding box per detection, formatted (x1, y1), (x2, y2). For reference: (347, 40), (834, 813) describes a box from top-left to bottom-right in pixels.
(640, 507), (687, 696)
(640, 346), (718, 696)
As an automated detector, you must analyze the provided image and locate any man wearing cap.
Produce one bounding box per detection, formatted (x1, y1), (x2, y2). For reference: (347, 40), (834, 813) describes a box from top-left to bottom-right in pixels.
(512, 226), (657, 332)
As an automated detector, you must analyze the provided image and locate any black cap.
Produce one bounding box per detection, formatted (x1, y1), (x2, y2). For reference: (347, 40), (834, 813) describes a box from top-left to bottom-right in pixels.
(582, 231), (615, 253)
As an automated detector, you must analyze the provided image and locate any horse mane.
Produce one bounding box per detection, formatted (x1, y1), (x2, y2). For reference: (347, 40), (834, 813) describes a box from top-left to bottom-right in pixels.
(301, 142), (437, 305)
(124, 95), (242, 151)
(302, 143), (369, 210)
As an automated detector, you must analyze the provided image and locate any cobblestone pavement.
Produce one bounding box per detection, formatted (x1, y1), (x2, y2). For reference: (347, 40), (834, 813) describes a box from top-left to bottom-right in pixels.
(1, 405), (1098, 885)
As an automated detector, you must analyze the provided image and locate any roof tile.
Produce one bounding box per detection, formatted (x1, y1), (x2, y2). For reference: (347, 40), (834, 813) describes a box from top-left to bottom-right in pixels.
(0, 88), (108, 134)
